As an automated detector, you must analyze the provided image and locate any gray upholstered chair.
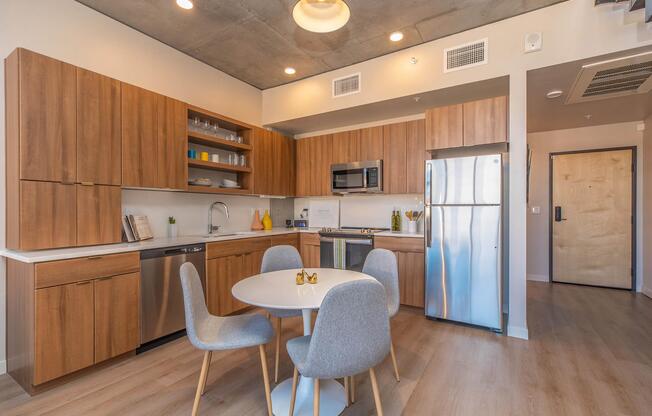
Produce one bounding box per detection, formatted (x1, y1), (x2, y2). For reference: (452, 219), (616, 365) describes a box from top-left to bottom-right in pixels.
(363, 248), (401, 382)
(260, 245), (304, 383)
(180, 262), (274, 416)
(286, 280), (390, 416)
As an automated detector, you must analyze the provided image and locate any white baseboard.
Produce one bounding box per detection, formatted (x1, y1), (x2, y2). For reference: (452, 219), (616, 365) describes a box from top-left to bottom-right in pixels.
(527, 274), (549, 282)
(642, 287), (652, 299)
(507, 325), (529, 340)
(0, 360), (6, 375)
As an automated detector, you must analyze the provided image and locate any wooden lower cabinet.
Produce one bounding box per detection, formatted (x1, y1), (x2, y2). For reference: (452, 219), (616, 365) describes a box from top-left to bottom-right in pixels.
(34, 281), (94, 385)
(206, 237), (271, 316)
(300, 233), (320, 268)
(7, 254), (141, 393)
(374, 236), (425, 308)
(94, 272), (140, 363)
(270, 233), (299, 249)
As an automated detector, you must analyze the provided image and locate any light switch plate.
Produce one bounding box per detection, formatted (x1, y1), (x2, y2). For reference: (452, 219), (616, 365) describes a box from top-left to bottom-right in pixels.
(531, 206), (541, 215)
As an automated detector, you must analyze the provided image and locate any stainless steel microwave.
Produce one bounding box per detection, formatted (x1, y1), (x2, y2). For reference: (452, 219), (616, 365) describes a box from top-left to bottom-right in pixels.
(331, 160), (383, 194)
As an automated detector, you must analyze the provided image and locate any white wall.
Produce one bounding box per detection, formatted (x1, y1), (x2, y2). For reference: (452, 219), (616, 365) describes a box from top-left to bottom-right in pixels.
(527, 122), (645, 291)
(294, 194), (425, 232)
(123, 190), (269, 237)
(0, 0), (264, 375)
(644, 116), (652, 299)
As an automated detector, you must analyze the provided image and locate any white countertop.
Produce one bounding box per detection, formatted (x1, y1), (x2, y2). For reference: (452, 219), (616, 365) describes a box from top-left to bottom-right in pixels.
(0, 228), (423, 263)
(0, 228), (318, 263)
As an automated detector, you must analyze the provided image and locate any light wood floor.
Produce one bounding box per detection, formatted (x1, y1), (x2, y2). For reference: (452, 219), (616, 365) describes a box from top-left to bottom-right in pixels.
(1, 282), (651, 416)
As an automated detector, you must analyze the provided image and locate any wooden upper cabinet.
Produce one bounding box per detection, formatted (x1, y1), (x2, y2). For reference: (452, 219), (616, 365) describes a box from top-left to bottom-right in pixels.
(34, 281), (94, 385)
(252, 128), (273, 195)
(76, 185), (122, 246)
(18, 181), (77, 250)
(406, 119), (427, 194)
(121, 83), (159, 187)
(157, 97), (188, 190)
(332, 131), (359, 164)
(383, 123), (408, 194)
(316, 135), (333, 196)
(274, 132), (296, 196)
(425, 104), (463, 150)
(463, 96), (508, 146)
(76, 68), (121, 185)
(94, 272), (140, 363)
(359, 126), (384, 161)
(295, 138), (310, 197)
(6, 48), (76, 183)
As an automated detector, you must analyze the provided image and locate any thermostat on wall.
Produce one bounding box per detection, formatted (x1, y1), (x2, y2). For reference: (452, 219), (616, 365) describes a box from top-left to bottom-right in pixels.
(525, 32), (542, 53)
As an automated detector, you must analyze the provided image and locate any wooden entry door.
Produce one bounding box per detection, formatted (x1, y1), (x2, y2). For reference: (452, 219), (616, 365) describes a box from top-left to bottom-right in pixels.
(551, 149), (633, 289)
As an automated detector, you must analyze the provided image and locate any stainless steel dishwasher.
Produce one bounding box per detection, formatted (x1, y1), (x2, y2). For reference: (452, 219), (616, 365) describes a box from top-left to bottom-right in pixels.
(140, 244), (206, 345)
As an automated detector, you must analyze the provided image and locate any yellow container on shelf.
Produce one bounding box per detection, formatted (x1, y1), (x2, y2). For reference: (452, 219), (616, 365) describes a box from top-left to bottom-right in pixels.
(262, 209), (272, 230)
(200, 151), (209, 161)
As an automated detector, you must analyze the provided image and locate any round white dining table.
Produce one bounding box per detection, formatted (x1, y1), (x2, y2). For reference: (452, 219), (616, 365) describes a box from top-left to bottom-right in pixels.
(232, 268), (374, 416)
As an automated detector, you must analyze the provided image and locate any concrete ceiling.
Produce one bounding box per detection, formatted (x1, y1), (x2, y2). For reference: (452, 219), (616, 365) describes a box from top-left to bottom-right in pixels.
(527, 45), (652, 133)
(77, 0), (565, 90)
(271, 76), (509, 135)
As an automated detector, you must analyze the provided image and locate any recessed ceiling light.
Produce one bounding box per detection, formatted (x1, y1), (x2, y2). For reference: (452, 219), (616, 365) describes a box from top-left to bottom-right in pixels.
(293, 0), (350, 33)
(176, 0), (193, 10)
(389, 31), (404, 42)
(546, 89), (563, 99)
(285, 67), (297, 75)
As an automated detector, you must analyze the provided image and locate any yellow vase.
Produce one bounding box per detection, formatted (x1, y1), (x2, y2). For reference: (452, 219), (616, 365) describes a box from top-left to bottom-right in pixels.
(262, 209), (273, 230)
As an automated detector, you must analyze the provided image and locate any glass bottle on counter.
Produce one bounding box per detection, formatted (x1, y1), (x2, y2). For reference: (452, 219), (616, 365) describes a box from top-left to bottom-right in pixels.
(391, 209), (402, 232)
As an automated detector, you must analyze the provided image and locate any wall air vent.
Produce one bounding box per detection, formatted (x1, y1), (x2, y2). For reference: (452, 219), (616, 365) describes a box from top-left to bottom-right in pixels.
(443, 38), (488, 73)
(566, 51), (652, 104)
(332, 73), (361, 98)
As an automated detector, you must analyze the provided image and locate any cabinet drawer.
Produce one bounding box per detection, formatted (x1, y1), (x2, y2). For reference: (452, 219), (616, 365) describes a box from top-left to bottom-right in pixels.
(207, 237), (271, 259)
(270, 233), (299, 248)
(300, 232), (320, 246)
(374, 236), (424, 253)
(35, 252), (140, 289)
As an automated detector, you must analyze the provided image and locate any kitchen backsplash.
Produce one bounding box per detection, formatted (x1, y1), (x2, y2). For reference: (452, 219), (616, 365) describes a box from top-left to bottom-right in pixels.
(122, 189), (270, 238)
(294, 194), (425, 232)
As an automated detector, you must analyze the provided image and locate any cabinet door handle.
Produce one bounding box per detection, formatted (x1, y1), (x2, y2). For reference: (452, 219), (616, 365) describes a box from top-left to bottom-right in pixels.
(97, 276), (113, 281)
(80, 181), (95, 186)
(76, 281), (92, 286)
(87, 256), (103, 260)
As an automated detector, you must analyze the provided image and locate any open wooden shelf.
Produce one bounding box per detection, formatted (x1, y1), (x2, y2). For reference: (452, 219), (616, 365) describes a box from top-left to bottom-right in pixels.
(188, 158), (252, 173)
(188, 131), (252, 152)
(186, 185), (251, 195)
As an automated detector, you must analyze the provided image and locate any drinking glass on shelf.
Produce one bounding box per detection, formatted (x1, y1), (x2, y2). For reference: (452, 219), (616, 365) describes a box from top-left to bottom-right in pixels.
(237, 136), (243, 144)
(228, 133), (236, 142)
(190, 117), (201, 132)
(202, 120), (211, 133)
(228, 153), (235, 165)
(239, 154), (246, 166)
(211, 122), (220, 136)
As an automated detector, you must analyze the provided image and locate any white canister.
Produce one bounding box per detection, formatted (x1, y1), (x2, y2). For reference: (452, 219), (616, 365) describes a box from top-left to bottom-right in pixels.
(211, 154), (220, 163)
(167, 223), (178, 238)
(407, 220), (418, 234)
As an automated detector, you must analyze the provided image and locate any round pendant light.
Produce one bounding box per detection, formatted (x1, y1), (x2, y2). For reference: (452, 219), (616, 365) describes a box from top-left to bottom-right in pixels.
(293, 0), (350, 33)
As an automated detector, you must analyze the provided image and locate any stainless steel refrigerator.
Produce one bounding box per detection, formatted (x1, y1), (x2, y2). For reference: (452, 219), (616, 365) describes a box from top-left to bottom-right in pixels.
(424, 154), (504, 331)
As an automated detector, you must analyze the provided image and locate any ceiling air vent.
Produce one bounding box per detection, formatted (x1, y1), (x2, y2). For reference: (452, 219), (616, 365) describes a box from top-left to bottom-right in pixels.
(443, 38), (488, 73)
(566, 51), (652, 104)
(332, 73), (361, 98)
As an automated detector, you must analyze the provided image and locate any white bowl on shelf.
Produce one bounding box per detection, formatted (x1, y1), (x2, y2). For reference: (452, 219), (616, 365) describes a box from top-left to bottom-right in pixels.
(220, 179), (239, 188)
(189, 178), (212, 186)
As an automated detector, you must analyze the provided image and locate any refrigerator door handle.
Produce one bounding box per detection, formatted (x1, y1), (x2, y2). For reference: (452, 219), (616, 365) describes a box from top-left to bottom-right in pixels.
(425, 161), (432, 205)
(425, 206), (431, 248)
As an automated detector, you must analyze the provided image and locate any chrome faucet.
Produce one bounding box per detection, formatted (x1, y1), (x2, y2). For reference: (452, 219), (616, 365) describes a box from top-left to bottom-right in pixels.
(208, 201), (230, 234)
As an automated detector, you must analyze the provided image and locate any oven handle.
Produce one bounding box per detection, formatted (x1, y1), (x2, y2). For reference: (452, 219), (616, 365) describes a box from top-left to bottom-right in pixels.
(319, 237), (373, 246)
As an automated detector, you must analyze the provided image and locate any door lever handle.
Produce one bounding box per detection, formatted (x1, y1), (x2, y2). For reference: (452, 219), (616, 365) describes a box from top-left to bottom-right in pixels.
(554, 206), (567, 222)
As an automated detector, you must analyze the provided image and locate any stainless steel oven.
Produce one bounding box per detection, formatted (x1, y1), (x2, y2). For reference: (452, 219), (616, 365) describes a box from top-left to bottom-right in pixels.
(331, 160), (383, 194)
(318, 227), (387, 271)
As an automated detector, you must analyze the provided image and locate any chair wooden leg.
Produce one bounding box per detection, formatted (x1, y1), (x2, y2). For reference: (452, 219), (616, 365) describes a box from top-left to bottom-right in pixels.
(389, 340), (400, 382)
(200, 351), (213, 396)
(350, 374), (355, 403)
(289, 367), (299, 416)
(275, 317), (282, 383)
(369, 368), (383, 416)
(313, 378), (320, 416)
(344, 376), (350, 407)
(192, 351), (211, 416)
(259, 345), (273, 416)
